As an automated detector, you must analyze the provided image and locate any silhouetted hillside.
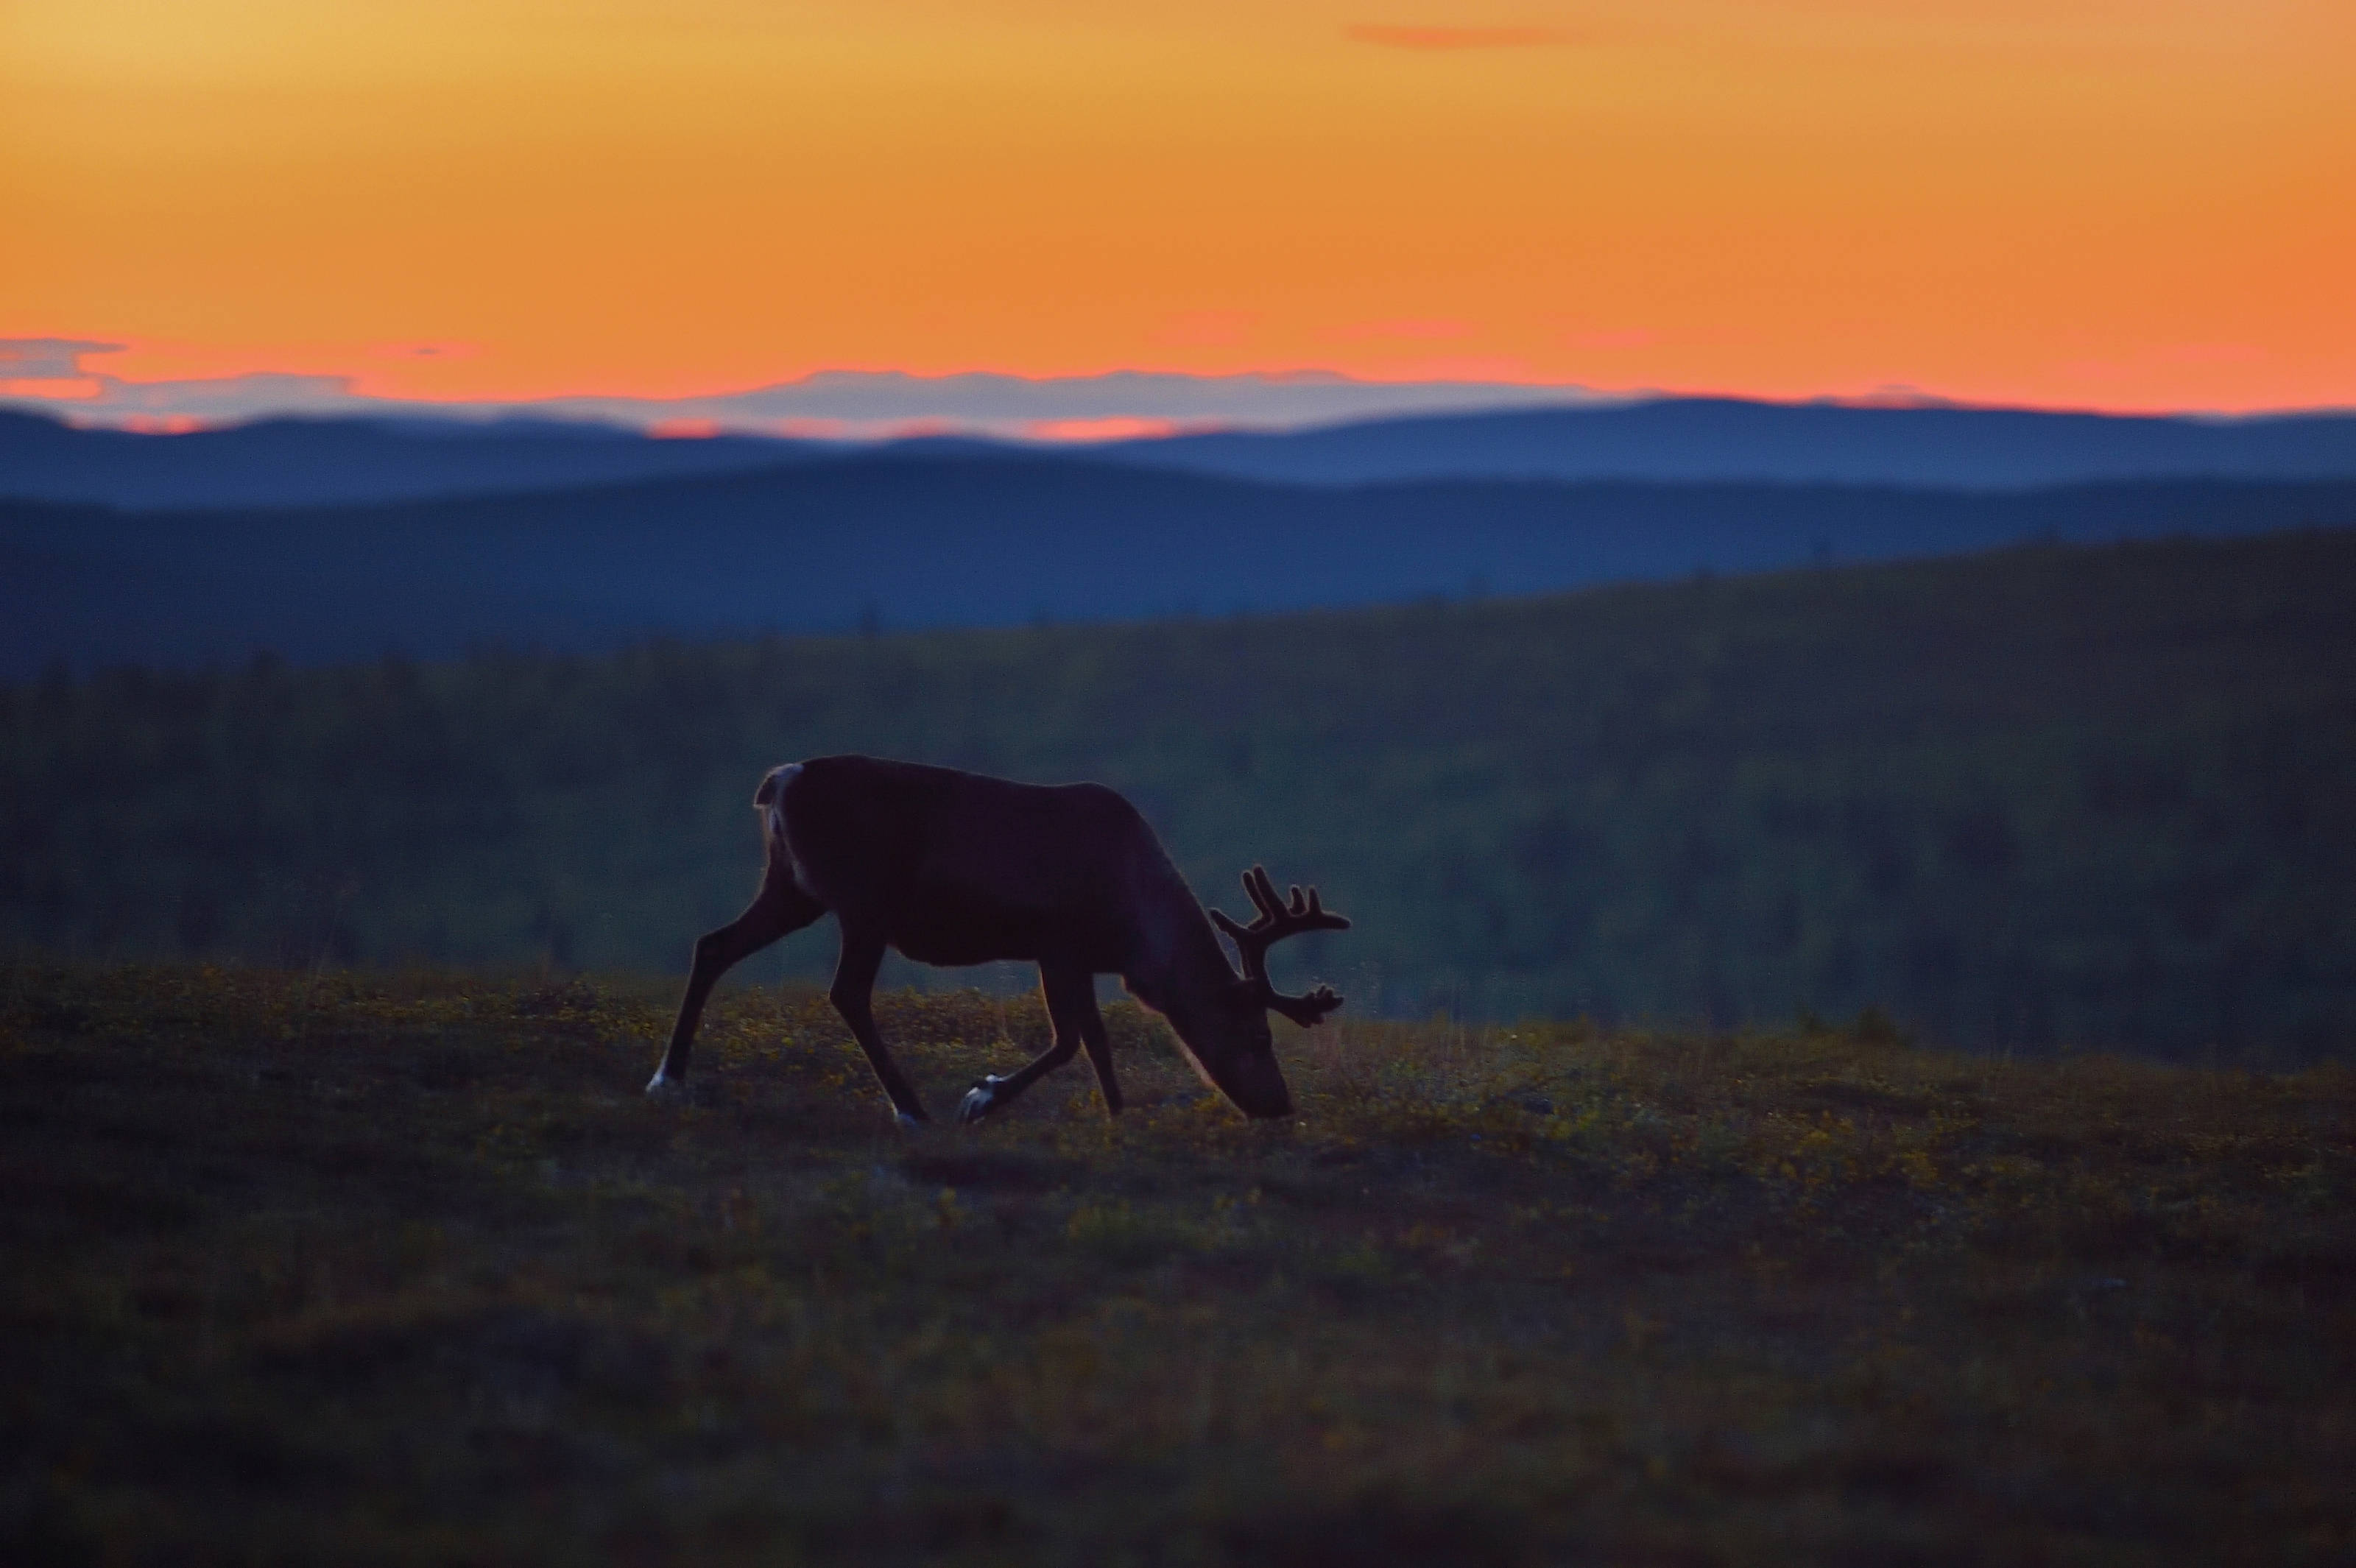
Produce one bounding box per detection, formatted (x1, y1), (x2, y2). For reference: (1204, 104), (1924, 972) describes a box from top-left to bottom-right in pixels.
(7, 529), (2352, 1056)
(1103, 398), (2356, 487)
(5, 455), (2353, 674)
(8, 398), (2355, 513)
(0, 409), (819, 509)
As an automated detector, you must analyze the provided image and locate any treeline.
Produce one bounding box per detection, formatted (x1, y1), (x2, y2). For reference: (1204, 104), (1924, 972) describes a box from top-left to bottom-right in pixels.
(6, 529), (2354, 1059)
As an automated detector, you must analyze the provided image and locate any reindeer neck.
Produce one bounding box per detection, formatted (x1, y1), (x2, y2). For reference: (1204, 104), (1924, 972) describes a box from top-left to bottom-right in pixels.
(1121, 852), (1240, 1012)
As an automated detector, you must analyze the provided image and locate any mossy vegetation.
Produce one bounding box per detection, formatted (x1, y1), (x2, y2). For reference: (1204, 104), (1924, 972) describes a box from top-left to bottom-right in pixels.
(5, 963), (2349, 1564)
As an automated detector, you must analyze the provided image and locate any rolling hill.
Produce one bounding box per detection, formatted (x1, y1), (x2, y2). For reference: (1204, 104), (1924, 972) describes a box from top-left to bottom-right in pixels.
(6, 455), (2353, 675)
(0, 408), (820, 509)
(1098, 398), (2356, 488)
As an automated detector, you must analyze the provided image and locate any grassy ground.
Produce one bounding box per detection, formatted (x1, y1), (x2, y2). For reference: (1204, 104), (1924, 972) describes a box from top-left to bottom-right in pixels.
(2, 964), (2351, 1566)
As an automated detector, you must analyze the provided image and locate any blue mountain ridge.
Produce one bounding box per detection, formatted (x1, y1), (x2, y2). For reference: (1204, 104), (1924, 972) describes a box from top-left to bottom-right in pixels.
(6, 395), (2355, 511)
(1091, 398), (2356, 489)
(0, 409), (830, 509)
(6, 450), (2352, 674)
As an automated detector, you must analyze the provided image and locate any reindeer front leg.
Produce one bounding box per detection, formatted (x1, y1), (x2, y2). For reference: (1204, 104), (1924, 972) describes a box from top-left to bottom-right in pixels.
(1074, 983), (1124, 1115)
(649, 879), (821, 1092)
(959, 961), (1107, 1123)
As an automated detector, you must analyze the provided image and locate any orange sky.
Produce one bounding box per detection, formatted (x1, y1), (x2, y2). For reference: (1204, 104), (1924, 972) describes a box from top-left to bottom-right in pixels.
(4, 0), (2352, 412)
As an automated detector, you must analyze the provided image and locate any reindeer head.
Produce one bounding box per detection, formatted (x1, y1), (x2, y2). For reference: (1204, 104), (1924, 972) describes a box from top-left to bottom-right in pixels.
(1168, 866), (1350, 1119)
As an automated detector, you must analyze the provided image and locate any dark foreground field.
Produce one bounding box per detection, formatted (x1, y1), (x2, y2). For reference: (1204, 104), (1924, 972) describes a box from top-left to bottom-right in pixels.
(4, 966), (2351, 1566)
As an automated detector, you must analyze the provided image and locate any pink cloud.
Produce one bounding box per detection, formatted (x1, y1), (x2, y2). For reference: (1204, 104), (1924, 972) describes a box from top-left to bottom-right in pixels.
(872, 417), (961, 439)
(1347, 24), (1572, 50)
(768, 417), (853, 439)
(0, 337), (123, 378)
(1024, 416), (1188, 443)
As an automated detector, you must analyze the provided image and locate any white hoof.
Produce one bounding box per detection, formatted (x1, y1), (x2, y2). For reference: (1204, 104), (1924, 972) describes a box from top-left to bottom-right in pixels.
(645, 1072), (683, 1096)
(958, 1076), (1009, 1125)
(895, 1110), (934, 1134)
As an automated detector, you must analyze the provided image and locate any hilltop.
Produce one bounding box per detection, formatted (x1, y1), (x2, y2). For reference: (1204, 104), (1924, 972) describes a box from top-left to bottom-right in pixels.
(1104, 397), (2356, 489)
(0, 408), (822, 509)
(4, 456), (2352, 674)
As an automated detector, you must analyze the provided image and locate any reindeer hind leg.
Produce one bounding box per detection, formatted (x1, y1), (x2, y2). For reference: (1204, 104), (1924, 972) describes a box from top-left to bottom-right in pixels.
(829, 929), (934, 1126)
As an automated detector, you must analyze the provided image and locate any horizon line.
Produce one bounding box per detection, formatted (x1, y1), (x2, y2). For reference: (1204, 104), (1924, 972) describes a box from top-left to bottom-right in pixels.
(6, 364), (2352, 444)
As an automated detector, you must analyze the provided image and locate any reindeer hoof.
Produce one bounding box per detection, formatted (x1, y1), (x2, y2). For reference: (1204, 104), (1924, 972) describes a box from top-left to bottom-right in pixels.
(645, 1072), (683, 1097)
(895, 1110), (932, 1134)
(958, 1075), (1009, 1125)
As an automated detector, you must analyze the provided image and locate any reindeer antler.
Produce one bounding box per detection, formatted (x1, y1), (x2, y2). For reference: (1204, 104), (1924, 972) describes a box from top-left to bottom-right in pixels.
(1211, 864), (1352, 1027)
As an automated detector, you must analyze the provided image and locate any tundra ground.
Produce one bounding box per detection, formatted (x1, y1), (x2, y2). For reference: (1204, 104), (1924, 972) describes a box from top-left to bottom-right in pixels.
(3, 964), (2350, 1565)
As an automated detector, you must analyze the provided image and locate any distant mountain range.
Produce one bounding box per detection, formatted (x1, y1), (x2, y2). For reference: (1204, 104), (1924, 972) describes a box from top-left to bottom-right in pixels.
(6, 396), (2355, 511)
(1100, 398), (2356, 490)
(0, 409), (828, 510)
(7, 450), (2354, 674)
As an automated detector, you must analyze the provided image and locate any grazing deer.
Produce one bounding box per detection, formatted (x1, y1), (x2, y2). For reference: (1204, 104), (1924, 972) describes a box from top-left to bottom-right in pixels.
(645, 755), (1350, 1125)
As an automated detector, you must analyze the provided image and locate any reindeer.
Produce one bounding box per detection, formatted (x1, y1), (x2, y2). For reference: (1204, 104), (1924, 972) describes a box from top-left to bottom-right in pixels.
(645, 755), (1350, 1124)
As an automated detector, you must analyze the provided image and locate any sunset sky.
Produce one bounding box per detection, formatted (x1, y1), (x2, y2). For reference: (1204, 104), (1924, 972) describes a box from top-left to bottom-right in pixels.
(4, 0), (2352, 420)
